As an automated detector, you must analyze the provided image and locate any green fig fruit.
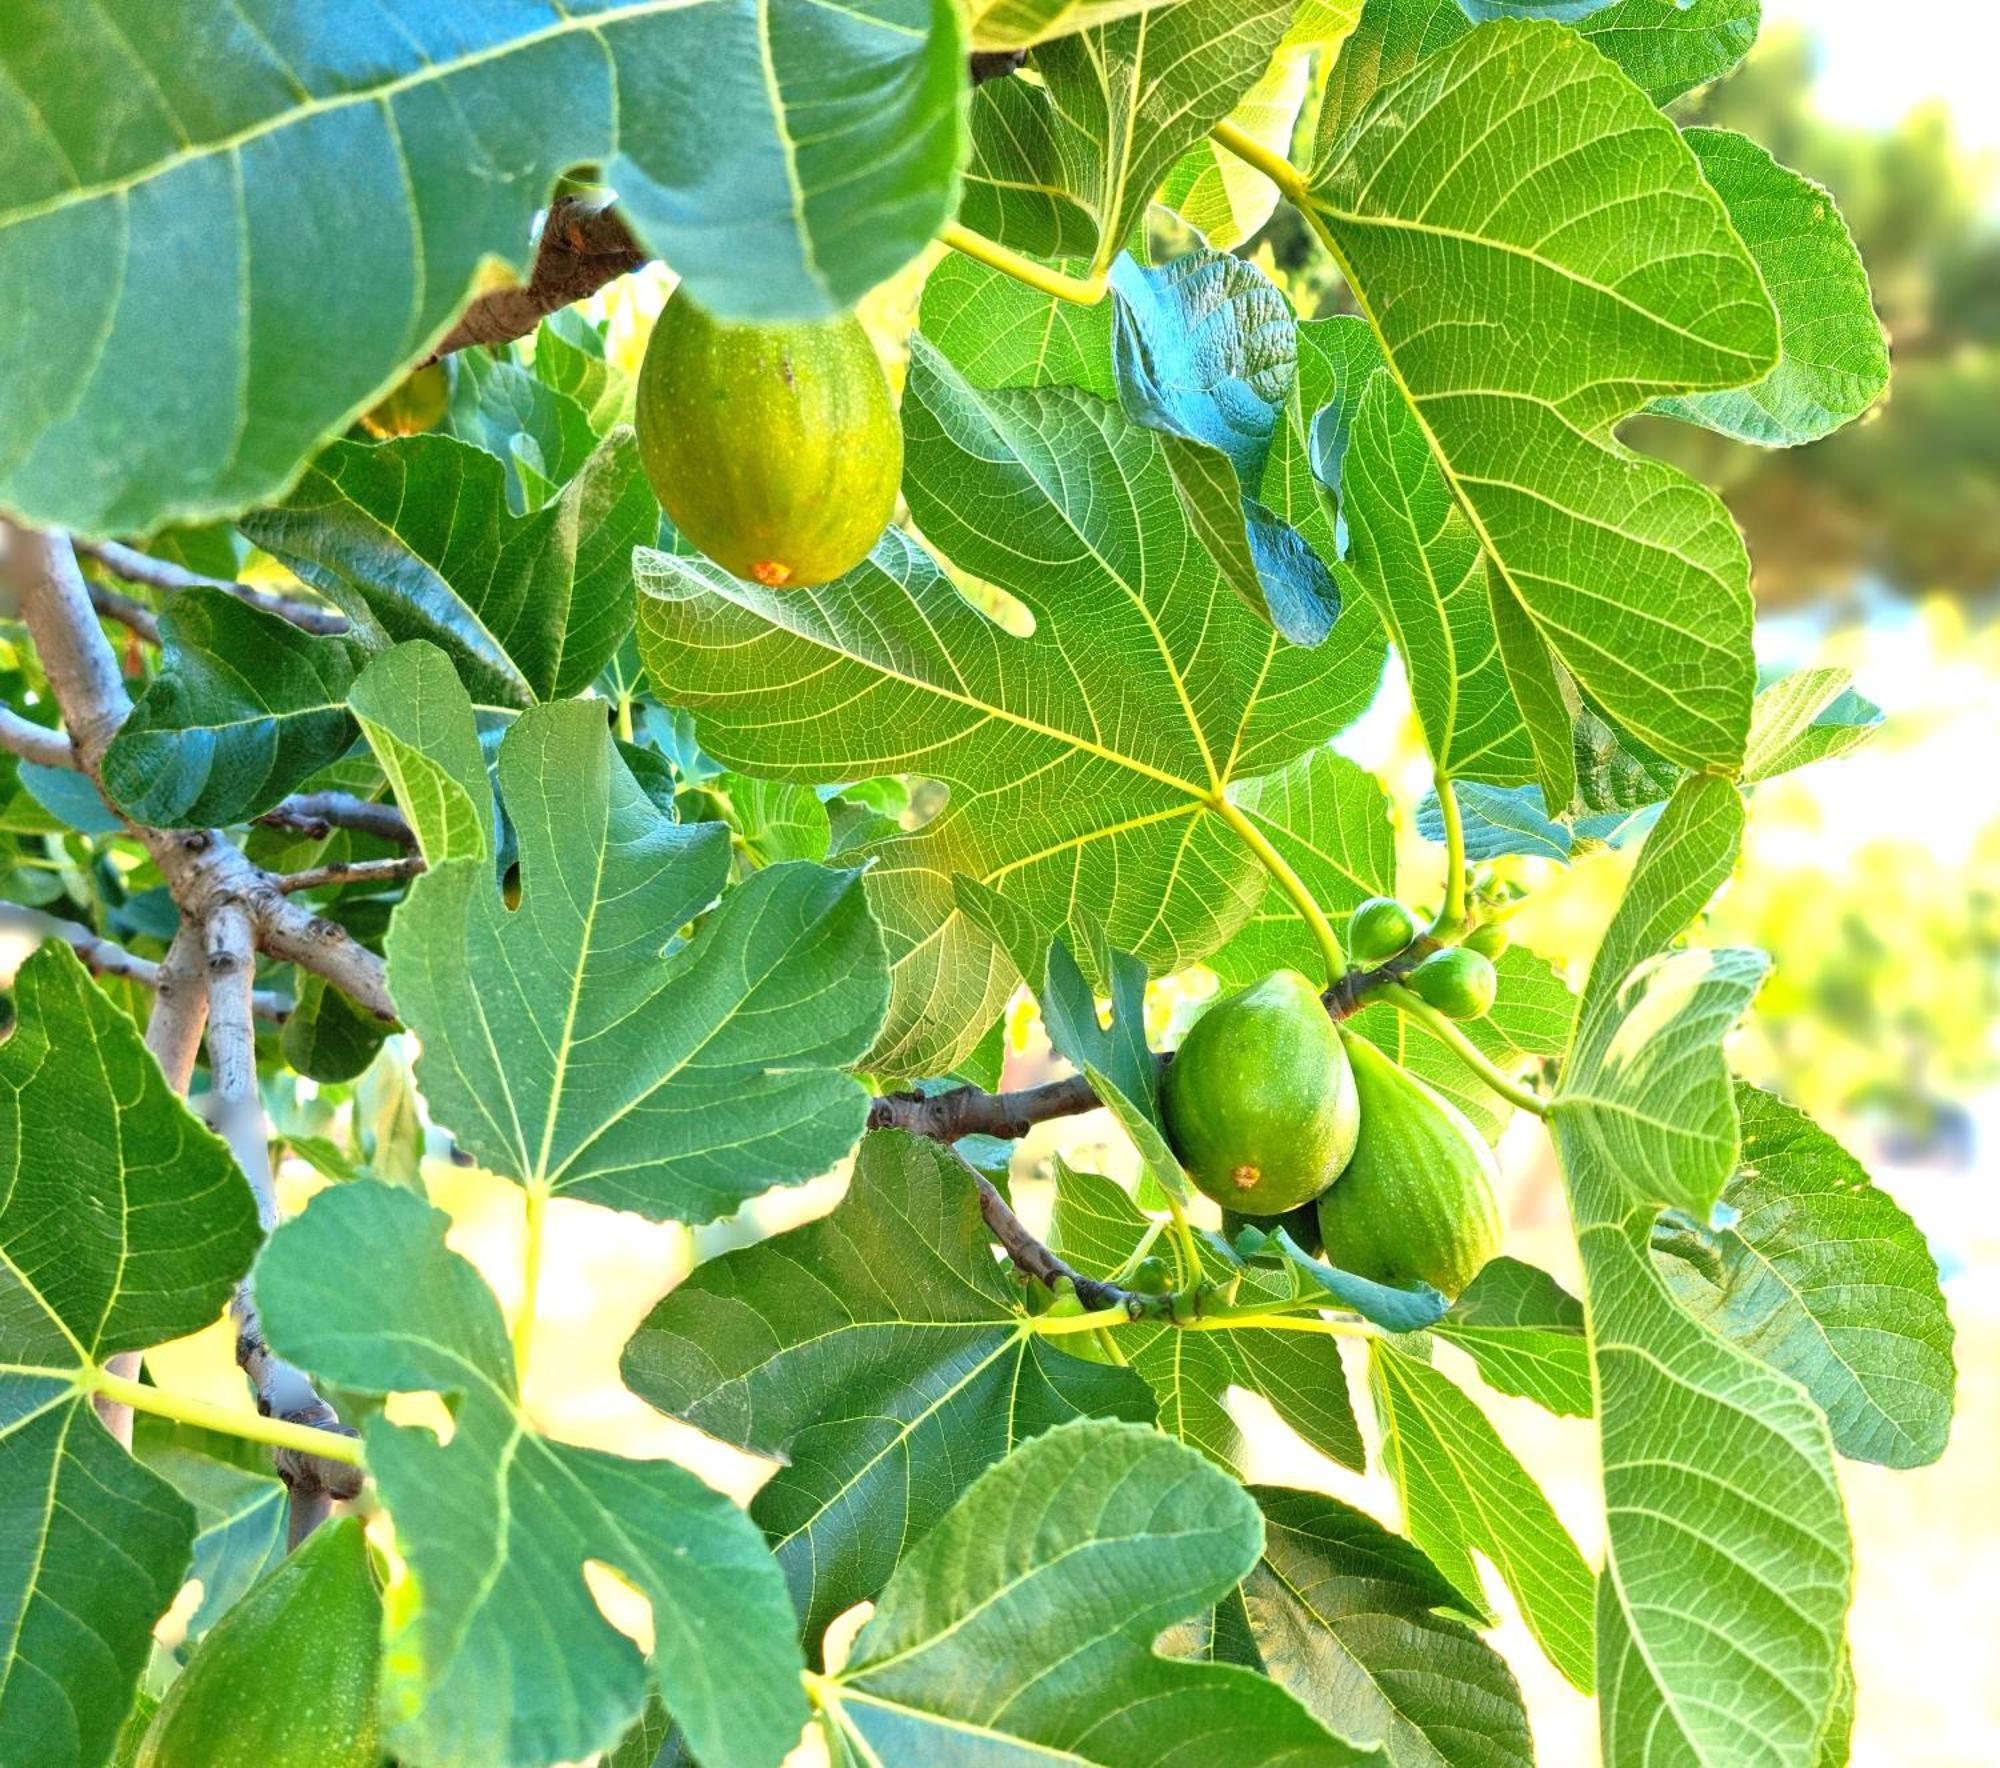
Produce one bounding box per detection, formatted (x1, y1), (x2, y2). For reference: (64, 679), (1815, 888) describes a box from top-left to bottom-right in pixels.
(1464, 920), (1510, 960)
(1347, 895), (1421, 966)
(1407, 945), (1497, 1018)
(636, 289), (901, 589)
(1316, 1035), (1502, 1298)
(1162, 969), (1358, 1215)
(360, 360), (450, 437)
(1127, 1254), (1174, 1294)
(136, 1517), (381, 1768)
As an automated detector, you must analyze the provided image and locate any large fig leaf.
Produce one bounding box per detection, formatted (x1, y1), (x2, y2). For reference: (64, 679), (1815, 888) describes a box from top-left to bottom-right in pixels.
(622, 1131), (1154, 1653)
(0, 0), (965, 536)
(0, 942), (260, 1768)
(1553, 775), (1853, 1766)
(821, 1418), (1373, 1764)
(637, 339), (1383, 1074)
(1306, 19), (1777, 791)
(383, 696), (888, 1224)
(257, 1179), (806, 1768)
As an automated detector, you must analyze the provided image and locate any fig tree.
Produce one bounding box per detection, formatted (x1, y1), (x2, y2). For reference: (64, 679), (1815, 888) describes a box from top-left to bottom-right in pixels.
(1407, 945), (1497, 1018)
(1161, 969), (1358, 1215)
(636, 289), (901, 589)
(1316, 1035), (1502, 1299)
(1348, 895), (1420, 965)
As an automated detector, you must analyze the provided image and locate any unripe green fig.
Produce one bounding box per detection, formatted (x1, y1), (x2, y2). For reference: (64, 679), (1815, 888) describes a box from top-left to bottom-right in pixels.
(360, 360), (450, 437)
(1162, 970), (1358, 1215)
(1407, 945), (1497, 1018)
(1127, 1254), (1173, 1294)
(1348, 895), (1420, 966)
(636, 289), (901, 588)
(1464, 921), (1510, 960)
(136, 1517), (381, 1768)
(1317, 1035), (1502, 1298)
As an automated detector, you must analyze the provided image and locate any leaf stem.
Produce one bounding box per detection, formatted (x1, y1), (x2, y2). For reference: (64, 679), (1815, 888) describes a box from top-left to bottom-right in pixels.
(1210, 120), (1310, 207)
(514, 1177), (550, 1379)
(1180, 1310), (1376, 1338)
(1434, 774), (1468, 937)
(87, 1370), (366, 1469)
(1380, 983), (1550, 1117)
(939, 222), (1109, 307)
(1029, 1304), (1138, 1338)
(1210, 792), (1348, 982)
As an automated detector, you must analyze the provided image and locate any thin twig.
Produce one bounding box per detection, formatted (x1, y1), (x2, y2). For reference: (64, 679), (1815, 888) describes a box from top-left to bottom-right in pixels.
(258, 791), (417, 850)
(867, 1072), (1109, 1141)
(0, 905), (289, 1021)
(87, 578), (161, 646)
(275, 854), (425, 894)
(0, 703), (77, 770)
(75, 537), (349, 636)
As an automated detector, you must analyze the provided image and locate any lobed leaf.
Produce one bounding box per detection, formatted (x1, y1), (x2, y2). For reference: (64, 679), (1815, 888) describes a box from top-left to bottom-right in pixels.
(1308, 19), (1777, 786)
(823, 1418), (1373, 1764)
(257, 1180), (806, 1768)
(385, 698), (888, 1225)
(622, 1132), (1155, 1653)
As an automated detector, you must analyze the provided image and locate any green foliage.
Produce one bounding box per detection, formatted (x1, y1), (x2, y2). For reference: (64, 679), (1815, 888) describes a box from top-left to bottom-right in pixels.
(622, 1132), (1154, 1651)
(102, 591), (365, 827)
(0, 8), (1955, 1767)
(258, 1180), (806, 1768)
(0, 944), (260, 1767)
(383, 697), (889, 1225)
(819, 1418), (1371, 1763)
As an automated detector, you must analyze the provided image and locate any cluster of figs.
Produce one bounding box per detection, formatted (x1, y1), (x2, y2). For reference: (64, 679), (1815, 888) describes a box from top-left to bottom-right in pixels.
(1164, 899), (1510, 1301)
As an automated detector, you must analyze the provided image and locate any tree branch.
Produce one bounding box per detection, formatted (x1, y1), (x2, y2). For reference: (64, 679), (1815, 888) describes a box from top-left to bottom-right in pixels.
(0, 905), (288, 1021)
(258, 791), (417, 850)
(75, 537), (349, 636)
(425, 195), (647, 362)
(276, 855), (425, 894)
(867, 1072), (1110, 1141)
(0, 703), (77, 770)
(205, 902), (363, 1537)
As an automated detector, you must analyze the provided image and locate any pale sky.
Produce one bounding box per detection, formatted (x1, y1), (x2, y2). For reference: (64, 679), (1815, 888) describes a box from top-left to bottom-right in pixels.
(1767, 0), (2000, 153)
